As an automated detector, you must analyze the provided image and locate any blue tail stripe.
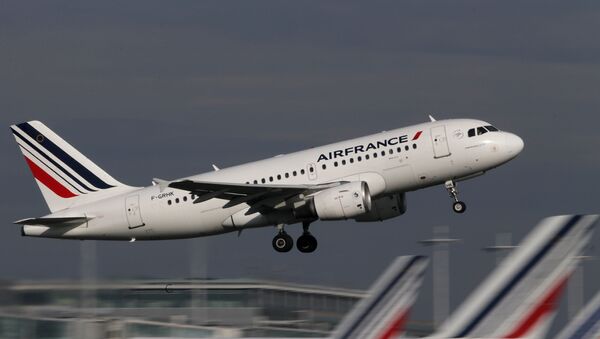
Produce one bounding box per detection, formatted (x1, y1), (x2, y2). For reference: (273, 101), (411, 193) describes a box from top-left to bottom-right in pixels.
(570, 301), (600, 339)
(12, 127), (97, 193)
(17, 122), (113, 190)
(453, 215), (582, 337)
(338, 256), (423, 339)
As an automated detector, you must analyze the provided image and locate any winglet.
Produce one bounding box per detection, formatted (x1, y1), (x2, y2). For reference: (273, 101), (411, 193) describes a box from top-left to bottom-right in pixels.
(429, 115), (437, 122)
(212, 164), (220, 171)
(152, 178), (170, 192)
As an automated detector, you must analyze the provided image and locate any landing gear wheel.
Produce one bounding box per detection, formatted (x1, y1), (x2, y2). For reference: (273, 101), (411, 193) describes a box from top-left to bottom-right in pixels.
(445, 180), (466, 214)
(272, 232), (293, 253)
(453, 201), (466, 214)
(297, 233), (318, 253)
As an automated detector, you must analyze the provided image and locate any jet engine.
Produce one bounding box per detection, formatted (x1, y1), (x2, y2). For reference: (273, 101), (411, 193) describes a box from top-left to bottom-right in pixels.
(294, 181), (372, 220)
(355, 193), (406, 222)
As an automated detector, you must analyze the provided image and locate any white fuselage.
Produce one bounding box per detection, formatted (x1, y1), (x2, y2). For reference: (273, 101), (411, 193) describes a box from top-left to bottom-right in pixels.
(23, 119), (523, 240)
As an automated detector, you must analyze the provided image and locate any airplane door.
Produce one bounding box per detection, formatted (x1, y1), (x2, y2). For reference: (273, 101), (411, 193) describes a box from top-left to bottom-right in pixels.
(307, 163), (318, 181)
(125, 195), (145, 229)
(430, 126), (451, 159)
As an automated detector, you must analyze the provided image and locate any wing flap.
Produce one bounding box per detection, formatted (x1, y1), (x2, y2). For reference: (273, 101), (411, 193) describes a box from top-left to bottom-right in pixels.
(167, 179), (341, 209)
(168, 179), (311, 196)
(14, 216), (90, 226)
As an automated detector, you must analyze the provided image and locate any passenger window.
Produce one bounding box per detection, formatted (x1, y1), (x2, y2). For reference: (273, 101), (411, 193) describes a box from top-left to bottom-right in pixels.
(342, 160), (346, 165)
(405, 145), (409, 151)
(389, 149), (393, 154)
(373, 153), (378, 158)
(309, 167), (314, 173)
(253, 180), (258, 184)
(334, 161), (338, 167)
(412, 144), (417, 149)
(301, 169), (305, 175)
(277, 174), (281, 180)
(397, 147), (401, 153)
(468, 128), (476, 137)
(357, 156), (362, 161)
(285, 173), (289, 178)
(485, 125), (499, 132)
(365, 154), (370, 160)
(175, 198), (180, 204)
(381, 150), (385, 156)
(168, 200), (172, 205)
(477, 127), (487, 135)
(261, 178), (266, 183)
(183, 196), (188, 202)
(293, 171), (297, 176)
(349, 158), (354, 163)
(269, 176), (273, 182)
(322, 164), (326, 170)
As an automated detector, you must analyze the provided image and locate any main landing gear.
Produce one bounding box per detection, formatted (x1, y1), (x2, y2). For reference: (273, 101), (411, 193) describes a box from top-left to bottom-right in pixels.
(272, 225), (294, 253)
(297, 222), (318, 253)
(271, 222), (318, 253)
(445, 180), (466, 214)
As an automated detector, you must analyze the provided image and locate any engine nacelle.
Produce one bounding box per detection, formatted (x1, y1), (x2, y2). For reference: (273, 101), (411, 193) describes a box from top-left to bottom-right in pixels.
(355, 193), (406, 222)
(294, 182), (372, 221)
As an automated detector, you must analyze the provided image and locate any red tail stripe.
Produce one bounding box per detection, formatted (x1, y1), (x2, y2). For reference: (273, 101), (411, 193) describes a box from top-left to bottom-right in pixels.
(503, 276), (568, 338)
(24, 157), (77, 198)
(377, 309), (410, 339)
(412, 131), (423, 140)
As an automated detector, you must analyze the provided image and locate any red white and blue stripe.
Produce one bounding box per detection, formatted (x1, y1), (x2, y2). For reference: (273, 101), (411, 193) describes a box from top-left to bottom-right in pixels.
(11, 121), (116, 199)
(556, 290), (600, 339)
(333, 255), (428, 339)
(438, 214), (596, 339)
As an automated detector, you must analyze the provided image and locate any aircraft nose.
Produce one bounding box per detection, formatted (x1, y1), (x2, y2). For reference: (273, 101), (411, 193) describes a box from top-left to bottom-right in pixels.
(505, 133), (524, 156)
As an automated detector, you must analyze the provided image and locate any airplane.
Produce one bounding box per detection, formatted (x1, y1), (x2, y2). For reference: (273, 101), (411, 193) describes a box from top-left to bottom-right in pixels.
(428, 214), (598, 339)
(10, 118), (524, 252)
(186, 215), (597, 339)
(555, 290), (600, 339)
(331, 256), (428, 339)
(135, 255), (429, 339)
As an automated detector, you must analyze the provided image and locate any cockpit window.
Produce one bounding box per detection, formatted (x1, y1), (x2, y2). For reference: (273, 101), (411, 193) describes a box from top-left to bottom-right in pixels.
(469, 125), (498, 137)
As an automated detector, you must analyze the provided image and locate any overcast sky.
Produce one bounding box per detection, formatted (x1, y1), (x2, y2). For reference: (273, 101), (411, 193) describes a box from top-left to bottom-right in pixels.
(1, 0), (600, 330)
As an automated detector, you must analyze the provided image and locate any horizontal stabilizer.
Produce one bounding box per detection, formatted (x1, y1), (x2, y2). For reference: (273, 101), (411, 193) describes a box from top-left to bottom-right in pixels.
(14, 216), (90, 226)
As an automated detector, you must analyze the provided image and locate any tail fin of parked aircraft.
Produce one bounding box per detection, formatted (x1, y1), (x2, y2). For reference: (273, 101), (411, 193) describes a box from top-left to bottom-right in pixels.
(432, 215), (598, 339)
(332, 255), (429, 339)
(555, 290), (600, 339)
(10, 120), (134, 212)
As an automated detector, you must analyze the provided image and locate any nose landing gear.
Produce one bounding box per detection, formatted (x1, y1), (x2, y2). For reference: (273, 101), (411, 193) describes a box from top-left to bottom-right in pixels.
(445, 180), (466, 214)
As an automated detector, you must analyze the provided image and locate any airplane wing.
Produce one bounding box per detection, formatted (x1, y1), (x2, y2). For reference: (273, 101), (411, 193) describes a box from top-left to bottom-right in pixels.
(14, 216), (90, 226)
(165, 179), (341, 209)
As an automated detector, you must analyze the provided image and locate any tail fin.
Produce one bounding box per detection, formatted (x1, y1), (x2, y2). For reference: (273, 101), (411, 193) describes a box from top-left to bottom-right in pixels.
(10, 120), (133, 212)
(332, 255), (429, 339)
(555, 290), (600, 339)
(433, 215), (598, 339)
